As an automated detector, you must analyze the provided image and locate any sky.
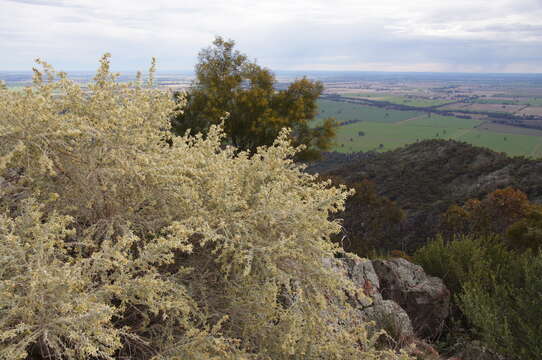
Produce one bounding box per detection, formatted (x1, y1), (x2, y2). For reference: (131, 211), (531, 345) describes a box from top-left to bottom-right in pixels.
(1, 0), (542, 73)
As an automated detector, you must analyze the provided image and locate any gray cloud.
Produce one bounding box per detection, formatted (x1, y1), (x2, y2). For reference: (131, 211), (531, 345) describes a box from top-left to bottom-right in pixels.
(4, 0), (85, 8)
(0, 0), (541, 72)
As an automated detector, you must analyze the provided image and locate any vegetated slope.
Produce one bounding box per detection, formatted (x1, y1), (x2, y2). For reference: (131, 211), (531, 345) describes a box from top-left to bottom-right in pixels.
(312, 139), (542, 251)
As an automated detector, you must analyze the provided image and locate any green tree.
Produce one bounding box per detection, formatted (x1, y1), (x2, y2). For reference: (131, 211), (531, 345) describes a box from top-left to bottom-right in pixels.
(171, 36), (336, 160)
(506, 204), (542, 251)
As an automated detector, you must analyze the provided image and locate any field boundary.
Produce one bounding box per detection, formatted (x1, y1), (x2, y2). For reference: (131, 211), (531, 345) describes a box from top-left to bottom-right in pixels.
(394, 115), (427, 125)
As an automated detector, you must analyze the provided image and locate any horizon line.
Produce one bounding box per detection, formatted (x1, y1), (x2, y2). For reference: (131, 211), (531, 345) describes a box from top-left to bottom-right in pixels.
(2, 69), (542, 76)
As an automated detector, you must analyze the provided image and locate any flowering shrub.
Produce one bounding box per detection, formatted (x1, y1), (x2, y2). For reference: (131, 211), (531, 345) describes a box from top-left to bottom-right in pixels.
(0, 56), (411, 359)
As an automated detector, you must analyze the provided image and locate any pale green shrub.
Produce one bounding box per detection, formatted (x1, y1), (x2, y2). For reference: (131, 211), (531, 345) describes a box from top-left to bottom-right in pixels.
(415, 235), (542, 360)
(0, 57), (412, 359)
(459, 251), (542, 360)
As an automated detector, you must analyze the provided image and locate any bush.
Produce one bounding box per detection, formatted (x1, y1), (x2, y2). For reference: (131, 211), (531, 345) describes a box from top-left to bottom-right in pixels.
(459, 251), (542, 360)
(330, 178), (405, 256)
(0, 57), (411, 359)
(414, 235), (541, 360)
(414, 235), (491, 294)
(506, 204), (542, 251)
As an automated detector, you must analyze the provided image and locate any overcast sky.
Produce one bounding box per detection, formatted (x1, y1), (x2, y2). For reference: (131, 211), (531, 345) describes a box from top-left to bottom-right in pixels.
(2, 0), (542, 73)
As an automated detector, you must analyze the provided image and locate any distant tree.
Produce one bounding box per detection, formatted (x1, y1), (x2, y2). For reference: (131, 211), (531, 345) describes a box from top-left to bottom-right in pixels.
(506, 204), (542, 251)
(171, 37), (336, 161)
(441, 187), (535, 245)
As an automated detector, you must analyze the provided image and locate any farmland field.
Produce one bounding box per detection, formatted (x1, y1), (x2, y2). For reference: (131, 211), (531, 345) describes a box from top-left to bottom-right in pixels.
(315, 99), (542, 158)
(339, 92), (383, 98)
(456, 131), (542, 157)
(475, 97), (542, 106)
(403, 114), (482, 128)
(341, 94), (452, 107)
(377, 96), (452, 107)
(316, 99), (422, 124)
(520, 98), (542, 106)
(517, 107), (542, 117)
(332, 114), (482, 153)
(477, 122), (542, 136)
(441, 103), (525, 114)
(475, 98), (522, 105)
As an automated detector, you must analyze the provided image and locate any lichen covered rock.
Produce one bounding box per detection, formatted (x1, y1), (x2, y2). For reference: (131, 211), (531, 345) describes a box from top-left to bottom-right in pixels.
(373, 257), (450, 339)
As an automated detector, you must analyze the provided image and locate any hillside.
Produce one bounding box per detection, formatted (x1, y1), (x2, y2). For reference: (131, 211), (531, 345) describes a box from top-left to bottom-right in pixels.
(310, 139), (542, 251)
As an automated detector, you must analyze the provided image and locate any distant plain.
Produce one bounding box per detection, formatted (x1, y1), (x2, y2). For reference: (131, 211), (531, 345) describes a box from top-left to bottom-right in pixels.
(3, 70), (542, 158)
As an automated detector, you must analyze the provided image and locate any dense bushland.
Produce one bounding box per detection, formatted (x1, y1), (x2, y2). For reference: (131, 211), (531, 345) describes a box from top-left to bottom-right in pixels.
(317, 140), (542, 251)
(323, 176), (405, 256)
(0, 57), (412, 359)
(414, 188), (542, 358)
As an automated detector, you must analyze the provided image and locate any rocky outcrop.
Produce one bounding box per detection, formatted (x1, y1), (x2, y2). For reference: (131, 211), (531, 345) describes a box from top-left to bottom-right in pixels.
(329, 253), (450, 341)
(373, 257), (450, 339)
(328, 253), (415, 341)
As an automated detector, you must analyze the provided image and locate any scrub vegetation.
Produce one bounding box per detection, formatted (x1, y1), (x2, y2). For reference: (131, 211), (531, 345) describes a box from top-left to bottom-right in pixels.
(0, 56), (414, 360)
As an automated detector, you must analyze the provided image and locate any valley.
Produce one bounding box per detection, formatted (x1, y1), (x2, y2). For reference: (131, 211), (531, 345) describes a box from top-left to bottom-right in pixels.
(315, 72), (542, 157)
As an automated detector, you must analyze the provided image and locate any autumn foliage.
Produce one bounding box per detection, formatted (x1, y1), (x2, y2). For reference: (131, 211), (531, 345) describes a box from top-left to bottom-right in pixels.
(440, 187), (542, 250)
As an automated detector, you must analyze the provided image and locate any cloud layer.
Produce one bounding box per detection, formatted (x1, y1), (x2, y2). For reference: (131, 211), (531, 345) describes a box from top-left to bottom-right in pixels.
(1, 0), (541, 72)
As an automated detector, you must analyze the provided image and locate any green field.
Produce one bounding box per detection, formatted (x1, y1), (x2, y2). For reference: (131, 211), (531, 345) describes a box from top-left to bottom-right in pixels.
(474, 99), (520, 105)
(475, 97), (542, 106)
(314, 99), (542, 157)
(316, 99), (422, 124)
(341, 92), (382, 98)
(520, 98), (542, 106)
(405, 114), (480, 128)
(378, 96), (452, 107)
(334, 114), (482, 152)
(455, 131), (542, 157)
(342, 93), (452, 107)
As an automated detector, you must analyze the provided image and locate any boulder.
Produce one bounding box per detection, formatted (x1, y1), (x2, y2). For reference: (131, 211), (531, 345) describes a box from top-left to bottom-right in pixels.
(336, 252), (383, 303)
(326, 253), (451, 343)
(331, 253), (415, 340)
(372, 257), (450, 339)
(360, 299), (414, 342)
